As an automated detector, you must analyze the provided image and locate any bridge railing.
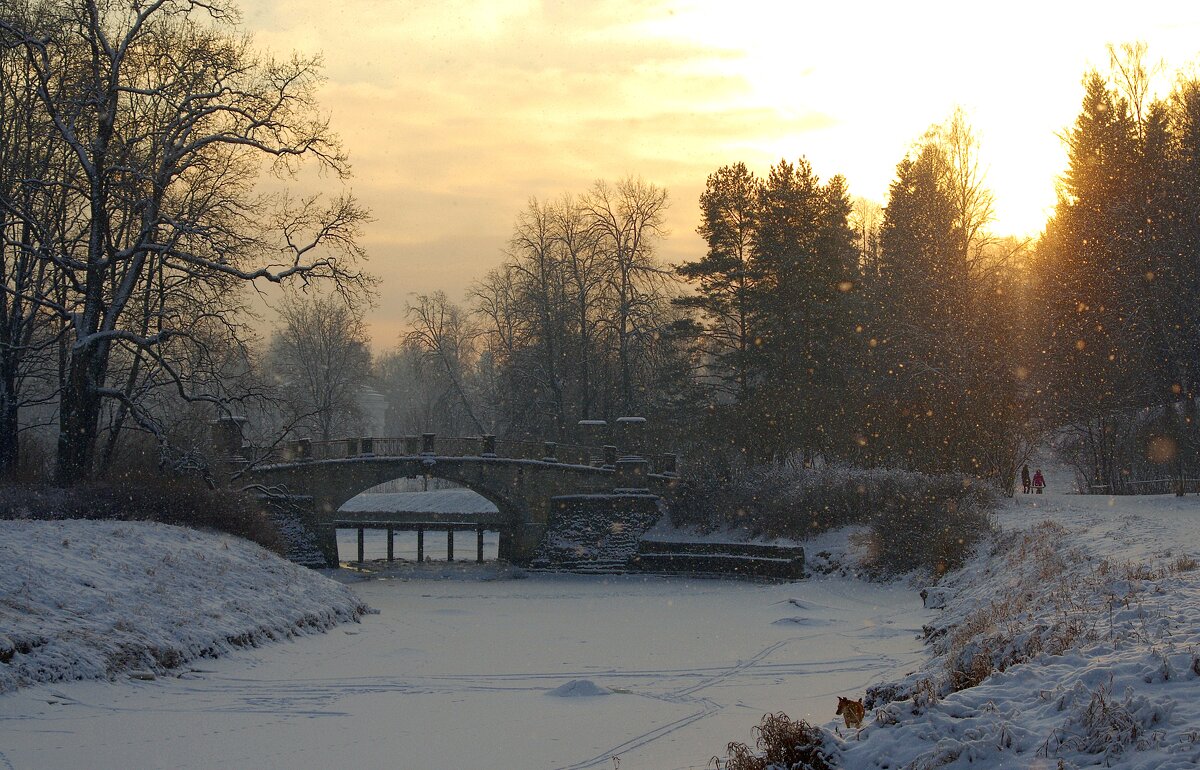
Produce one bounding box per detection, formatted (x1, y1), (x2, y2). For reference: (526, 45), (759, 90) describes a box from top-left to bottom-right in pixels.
(265, 434), (615, 468)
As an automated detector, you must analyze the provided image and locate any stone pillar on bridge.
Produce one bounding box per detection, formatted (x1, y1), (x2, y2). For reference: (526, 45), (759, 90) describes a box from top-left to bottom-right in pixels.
(543, 441), (558, 462)
(614, 456), (651, 493)
(297, 438), (312, 462)
(209, 416), (248, 481)
(613, 416), (650, 493)
(481, 434), (497, 457)
(421, 433), (436, 455)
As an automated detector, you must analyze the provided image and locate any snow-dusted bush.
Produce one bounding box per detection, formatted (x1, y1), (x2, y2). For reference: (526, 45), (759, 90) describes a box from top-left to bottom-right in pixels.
(0, 476), (282, 553)
(1039, 680), (1175, 762)
(670, 461), (996, 576)
(719, 711), (837, 770)
(912, 518), (1195, 703)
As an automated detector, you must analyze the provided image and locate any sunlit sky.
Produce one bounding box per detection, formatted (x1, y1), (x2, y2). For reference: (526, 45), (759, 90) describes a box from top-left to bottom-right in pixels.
(244, 0), (1200, 349)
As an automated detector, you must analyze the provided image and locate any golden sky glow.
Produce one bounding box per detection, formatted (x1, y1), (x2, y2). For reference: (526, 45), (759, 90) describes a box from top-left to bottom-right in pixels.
(244, 0), (1200, 347)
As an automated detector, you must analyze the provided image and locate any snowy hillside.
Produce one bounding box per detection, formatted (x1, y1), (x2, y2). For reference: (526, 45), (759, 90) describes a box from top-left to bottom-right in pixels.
(836, 489), (1200, 770)
(0, 520), (369, 692)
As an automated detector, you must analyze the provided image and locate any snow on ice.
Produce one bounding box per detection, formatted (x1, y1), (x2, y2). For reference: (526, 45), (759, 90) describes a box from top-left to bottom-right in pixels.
(1, 483), (1199, 769)
(0, 519), (369, 693)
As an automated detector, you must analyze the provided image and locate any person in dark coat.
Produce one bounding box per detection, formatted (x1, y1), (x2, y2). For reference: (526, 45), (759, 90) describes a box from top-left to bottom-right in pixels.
(1021, 464), (1031, 494)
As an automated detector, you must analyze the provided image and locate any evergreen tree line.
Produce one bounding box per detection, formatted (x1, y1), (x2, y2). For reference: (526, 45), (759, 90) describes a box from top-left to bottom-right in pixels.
(1033, 44), (1200, 492)
(682, 110), (1028, 487)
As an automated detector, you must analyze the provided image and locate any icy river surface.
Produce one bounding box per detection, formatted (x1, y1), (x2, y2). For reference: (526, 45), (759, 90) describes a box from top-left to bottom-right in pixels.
(1, 572), (930, 770)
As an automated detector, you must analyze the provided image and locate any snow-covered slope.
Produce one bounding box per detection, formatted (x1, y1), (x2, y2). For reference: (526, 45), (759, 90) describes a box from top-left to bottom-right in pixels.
(838, 489), (1200, 770)
(0, 520), (369, 692)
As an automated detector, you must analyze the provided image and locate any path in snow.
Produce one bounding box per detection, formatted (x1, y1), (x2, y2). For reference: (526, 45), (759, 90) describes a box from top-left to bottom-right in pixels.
(0, 573), (930, 770)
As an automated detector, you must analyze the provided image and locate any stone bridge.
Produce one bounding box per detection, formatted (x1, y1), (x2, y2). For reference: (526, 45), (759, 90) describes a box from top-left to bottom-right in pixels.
(229, 426), (679, 567)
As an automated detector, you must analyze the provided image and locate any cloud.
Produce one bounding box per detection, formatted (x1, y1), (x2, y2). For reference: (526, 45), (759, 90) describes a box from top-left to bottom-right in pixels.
(239, 0), (1200, 348)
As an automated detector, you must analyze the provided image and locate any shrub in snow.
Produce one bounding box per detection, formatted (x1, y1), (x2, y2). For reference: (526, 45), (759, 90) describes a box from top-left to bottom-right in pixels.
(1042, 681), (1174, 762)
(938, 521), (1099, 695)
(0, 475), (282, 553)
(670, 461), (995, 576)
(719, 712), (837, 770)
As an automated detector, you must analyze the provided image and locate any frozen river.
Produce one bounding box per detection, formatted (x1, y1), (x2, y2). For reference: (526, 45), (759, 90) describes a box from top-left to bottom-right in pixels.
(0, 571), (931, 769)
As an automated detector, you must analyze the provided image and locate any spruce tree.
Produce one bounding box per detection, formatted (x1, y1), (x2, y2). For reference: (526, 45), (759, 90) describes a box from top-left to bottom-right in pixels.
(677, 163), (760, 403)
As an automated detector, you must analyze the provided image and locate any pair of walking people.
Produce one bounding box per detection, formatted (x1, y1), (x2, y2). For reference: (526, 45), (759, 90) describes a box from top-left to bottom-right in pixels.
(1021, 464), (1045, 494)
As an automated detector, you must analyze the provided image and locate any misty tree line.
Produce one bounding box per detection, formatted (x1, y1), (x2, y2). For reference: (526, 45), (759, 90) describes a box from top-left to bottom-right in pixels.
(392, 47), (1200, 493)
(366, 179), (694, 447)
(0, 1), (370, 483)
(383, 112), (1028, 489)
(2, 2), (1195, 499)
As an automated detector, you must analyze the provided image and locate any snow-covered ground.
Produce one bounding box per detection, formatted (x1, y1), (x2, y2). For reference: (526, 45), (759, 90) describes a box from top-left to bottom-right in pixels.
(0, 530), (927, 769)
(339, 489), (498, 516)
(0, 520), (369, 695)
(3, 474), (1198, 769)
(836, 484), (1200, 769)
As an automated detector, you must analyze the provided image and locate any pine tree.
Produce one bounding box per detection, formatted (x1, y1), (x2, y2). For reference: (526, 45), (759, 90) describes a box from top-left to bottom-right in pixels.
(1034, 72), (1142, 489)
(864, 114), (1021, 480)
(748, 159), (857, 461)
(677, 163), (760, 403)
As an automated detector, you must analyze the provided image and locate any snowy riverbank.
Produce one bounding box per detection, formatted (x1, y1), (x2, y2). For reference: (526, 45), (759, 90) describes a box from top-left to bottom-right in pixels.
(2, 488), (1198, 768)
(833, 490), (1200, 770)
(0, 520), (370, 693)
(0, 534), (930, 769)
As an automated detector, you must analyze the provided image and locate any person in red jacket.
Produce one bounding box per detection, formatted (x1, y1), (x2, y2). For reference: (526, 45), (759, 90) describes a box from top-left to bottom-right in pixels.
(1032, 469), (1046, 494)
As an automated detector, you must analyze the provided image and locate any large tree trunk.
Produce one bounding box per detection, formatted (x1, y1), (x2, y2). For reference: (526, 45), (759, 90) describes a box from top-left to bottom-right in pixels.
(0, 367), (18, 478)
(56, 342), (108, 484)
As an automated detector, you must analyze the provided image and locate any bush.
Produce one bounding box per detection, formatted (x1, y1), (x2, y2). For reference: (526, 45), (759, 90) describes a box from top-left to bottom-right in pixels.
(0, 475), (282, 553)
(718, 712), (837, 770)
(669, 460), (996, 576)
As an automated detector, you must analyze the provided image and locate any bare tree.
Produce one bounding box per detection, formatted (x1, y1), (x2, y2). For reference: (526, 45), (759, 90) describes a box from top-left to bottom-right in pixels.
(0, 6), (71, 477)
(506, 197), (569, 435)
(553, 194), (606, 420)
(581, 177), (669, 413)
(406, 292), (484, 434)
(1, 0), (372, 482)
(267, 292), (371, 442)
